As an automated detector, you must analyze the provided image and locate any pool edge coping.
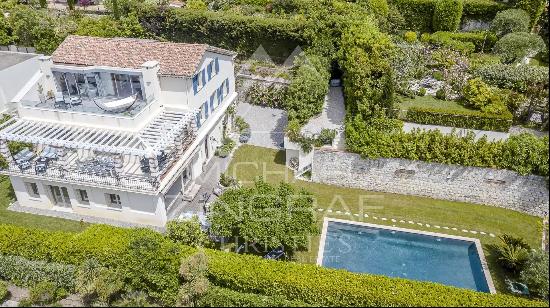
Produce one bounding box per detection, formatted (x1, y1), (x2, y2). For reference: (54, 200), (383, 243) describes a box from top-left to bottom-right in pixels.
(316, 217), (496, 294)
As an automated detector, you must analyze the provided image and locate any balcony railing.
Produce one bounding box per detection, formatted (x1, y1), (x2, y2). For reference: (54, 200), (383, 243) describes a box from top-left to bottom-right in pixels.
(0, 162), (159, 193)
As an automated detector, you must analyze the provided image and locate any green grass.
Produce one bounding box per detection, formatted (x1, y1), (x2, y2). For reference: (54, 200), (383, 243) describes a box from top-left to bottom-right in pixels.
(398, 95), (477, 114)
(225, 145), (543, 293)
(0, 177), (89, 232)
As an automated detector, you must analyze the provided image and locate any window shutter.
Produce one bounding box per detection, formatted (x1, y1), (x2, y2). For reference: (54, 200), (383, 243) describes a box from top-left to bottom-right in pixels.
(210, 93), (215, 110)
(204, 101), (209, 119)
(207, 63), (212, 81)
(217, 87), (222, 104)
(225, 78), (229, 95)
(215, 58), (219, 74)
(201, 69), (206, 86)
(195, 112), (202, 128)
(192, 75), (198, 94)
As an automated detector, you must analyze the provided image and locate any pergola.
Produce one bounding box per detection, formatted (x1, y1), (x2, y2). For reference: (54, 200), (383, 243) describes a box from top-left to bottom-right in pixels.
(0, 108), (196, 188)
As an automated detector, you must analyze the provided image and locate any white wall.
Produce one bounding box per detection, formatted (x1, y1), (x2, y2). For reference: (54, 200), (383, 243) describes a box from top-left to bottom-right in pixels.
(10, 176), (167, 226)
(0, 53), (40, 113)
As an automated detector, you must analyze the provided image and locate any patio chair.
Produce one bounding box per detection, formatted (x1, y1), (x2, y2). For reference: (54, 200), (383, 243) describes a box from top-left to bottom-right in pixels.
(18, 160), (32, 171)
(35, 161), (47, 174)
(264, 246), (285, 260)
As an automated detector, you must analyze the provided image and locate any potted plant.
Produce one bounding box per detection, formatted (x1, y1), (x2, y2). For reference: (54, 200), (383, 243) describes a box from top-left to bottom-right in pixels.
(37, 84), (45, 103)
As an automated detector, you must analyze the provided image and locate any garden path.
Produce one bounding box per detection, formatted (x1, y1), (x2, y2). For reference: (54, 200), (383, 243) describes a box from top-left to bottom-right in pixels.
(236, 103), (288, 149)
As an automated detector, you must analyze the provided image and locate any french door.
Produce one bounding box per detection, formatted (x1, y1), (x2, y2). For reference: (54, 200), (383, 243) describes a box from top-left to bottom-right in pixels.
(49, 185), (72, 208)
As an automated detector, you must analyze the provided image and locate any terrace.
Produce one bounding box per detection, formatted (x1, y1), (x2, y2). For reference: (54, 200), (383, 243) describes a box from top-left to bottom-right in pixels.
(0, 109), (196, 193)
(20, 69), (154, 118)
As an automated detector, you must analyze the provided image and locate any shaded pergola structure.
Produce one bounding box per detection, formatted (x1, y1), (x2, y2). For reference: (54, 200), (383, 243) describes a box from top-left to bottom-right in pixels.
(0, 108), (196, 192)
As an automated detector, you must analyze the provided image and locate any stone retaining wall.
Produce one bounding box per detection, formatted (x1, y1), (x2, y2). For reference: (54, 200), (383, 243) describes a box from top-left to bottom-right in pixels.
(311, 149), (549, 217)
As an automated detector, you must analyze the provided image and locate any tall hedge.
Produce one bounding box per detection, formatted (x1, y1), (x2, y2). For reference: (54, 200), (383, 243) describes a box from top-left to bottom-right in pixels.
(138, 6), (310, 61)
(433, 0), (465, 31)
(0, 224), (546, 307)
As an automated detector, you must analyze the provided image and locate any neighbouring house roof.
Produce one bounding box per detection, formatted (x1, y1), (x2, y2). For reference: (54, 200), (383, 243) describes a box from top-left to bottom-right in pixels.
(51, 35), (236, 77)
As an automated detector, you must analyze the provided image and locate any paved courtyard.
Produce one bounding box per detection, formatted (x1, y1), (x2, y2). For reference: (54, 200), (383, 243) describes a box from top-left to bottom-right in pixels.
(236, 102), (287, 149)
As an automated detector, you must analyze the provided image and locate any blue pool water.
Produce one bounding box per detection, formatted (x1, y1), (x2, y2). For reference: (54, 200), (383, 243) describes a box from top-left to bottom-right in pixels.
(321, 221), (491, 292)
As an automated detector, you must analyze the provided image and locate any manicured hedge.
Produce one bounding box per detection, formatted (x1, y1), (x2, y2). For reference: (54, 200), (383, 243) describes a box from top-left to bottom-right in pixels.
(406, 106), (513, 132)
(430, 31), (497, 52)
(198, 286), (309, 307)
(390, 0), (509, 31)
(0, 224), (546, 307)
(433, 0), (464, 31)
(139, 6), (309, 61)
(0, 255), (75, 291)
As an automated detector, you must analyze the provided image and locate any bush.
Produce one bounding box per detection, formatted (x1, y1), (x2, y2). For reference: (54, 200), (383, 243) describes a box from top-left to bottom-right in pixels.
(432, 0), (464, 31)
(0, 224), (546, 307)
(468, 52), (501, 70)
(428, 32), (476, 53)
(494, 234), (531, 273)
(285, 53), (330, 124)
(166, 218), (210, 248)
(463, 0), (509, 19)
(219, 173), (238, 187)
(28, 281), (68, 305)
(0, 255), (75, 291)
(235, 116), (250, 133)
(462, 78), (509, 114)
(245, 83), (287, 109)
(215, 137), (236, 158)
(493, 32), (546, 63)
(428, 31), (496, 53)
(75, 259), (124, 305)
(403, 31), (417, 42)
(520, 250), (549, 299)
(435, 88), (446, 99)
(0, 281), (8, 302)
(406, 106), (513, 131)
(474, 63), (549, 92)
(491, 9), (531, 37)
(391, 0), (435, 32)
(417, 87), (427, 96)
(198, 286), (308, 307)
(515, 0), (546, 27)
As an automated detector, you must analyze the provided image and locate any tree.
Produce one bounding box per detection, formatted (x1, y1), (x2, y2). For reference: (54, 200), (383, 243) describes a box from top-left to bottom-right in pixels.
(515, 0), (546, 28)
(208, 179), (317, 251)
(39, 0), (47, 8)
(491, 9), (531, 37)
(177, 251), (209, 307)
(493, 234), (531, 273)
(166, 217), (210, 247)
(520, 250), (549, 299)
(0, 14), (15, 46)
(75, 259), (124, 305)
(493, 32), (546, 64)
(67, 0), (75, 10)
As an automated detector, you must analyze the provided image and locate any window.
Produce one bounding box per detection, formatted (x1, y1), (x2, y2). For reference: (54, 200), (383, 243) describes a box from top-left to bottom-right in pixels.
(210, 93), (215, 111)
(215, 58), (220, 74)
(203, 101), (209, 119)
(76, 189), (89, 204)
(106, 193), (122, 208)
(192, 69), (207, 95)
(207, 62), (213, 81)
(195, 110), (202, 128)
(217, 86), (223, 105)
(25, 182), (40, 198)
(225, 78), (230, 95)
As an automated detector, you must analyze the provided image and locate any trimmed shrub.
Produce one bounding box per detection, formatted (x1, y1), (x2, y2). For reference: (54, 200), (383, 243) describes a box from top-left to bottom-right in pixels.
(166, 217), (210, 247)
(429, 31), (496, 53)
(491, 9), (531, 37)
(474, 63), (549, 92)
(199, 286), (309, 307)
(0, 255), (75, 291)
(245, 83), (287, 109)
(406, 106), (513, 131)
(493, 32), (546, 63)
(435, 88), (446, 99)
(433, 0), (464, 31)
(428, 32), (476, 53)
(462, 78), (509, 115)
(358, 0), (390, 16)
(463, 0), (510, 19)
(0, 224), (547, 307)
(417, 87), (427, 96)
(390, 0), (436, 32)
(403, 31), (418, 42)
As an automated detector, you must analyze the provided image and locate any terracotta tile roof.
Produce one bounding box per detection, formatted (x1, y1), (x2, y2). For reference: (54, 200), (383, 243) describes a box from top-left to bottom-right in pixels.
(51, 35), (236, 77)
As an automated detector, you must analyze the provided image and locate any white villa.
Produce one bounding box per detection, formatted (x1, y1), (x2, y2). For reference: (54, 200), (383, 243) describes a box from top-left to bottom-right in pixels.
(0, 35), (237, 227)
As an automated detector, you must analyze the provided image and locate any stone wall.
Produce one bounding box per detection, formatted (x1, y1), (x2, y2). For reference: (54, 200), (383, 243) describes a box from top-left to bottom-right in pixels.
(311, 148), (549, 217)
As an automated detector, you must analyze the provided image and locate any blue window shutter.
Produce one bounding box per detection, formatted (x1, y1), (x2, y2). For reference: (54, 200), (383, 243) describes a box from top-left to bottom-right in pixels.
(217, 87), (222, 104)
(204, 101), (209, 119)
(215, 58), (219, 74)
(201, 69), (206, 86)
(225, 78), (229, 94)
(192, 75), (198, 94)
(207, 63), (212, 81)
(195, 112), (201, 128)
(210, 93), (215, 110)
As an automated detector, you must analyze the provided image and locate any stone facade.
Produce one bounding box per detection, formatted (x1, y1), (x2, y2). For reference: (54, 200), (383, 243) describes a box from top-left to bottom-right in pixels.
(311, 148), (549, 217)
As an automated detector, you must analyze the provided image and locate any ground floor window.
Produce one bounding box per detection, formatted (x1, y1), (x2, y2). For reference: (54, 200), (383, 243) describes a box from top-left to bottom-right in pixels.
(106, 193), (122, 208)
(48, 185), (72, 208)
(25, 182), (40, 198)
(76, 189), (89, 205)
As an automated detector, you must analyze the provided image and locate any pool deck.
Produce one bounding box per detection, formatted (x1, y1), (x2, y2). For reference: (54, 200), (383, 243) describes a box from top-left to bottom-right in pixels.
(316, 217), (496, 294)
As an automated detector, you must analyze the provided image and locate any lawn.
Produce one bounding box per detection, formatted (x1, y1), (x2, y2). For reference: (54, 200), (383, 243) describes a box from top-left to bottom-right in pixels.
(397, 95), (477, 113)
(0, 177), (88, 232)
(225, 145), (543, 293)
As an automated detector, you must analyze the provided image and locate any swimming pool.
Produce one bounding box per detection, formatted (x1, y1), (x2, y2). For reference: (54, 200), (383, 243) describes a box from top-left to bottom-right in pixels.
(317, 218), (495, 293)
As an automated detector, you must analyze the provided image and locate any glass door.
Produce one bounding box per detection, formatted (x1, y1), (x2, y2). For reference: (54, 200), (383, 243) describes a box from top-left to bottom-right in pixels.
(49, 186), (72, 208)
